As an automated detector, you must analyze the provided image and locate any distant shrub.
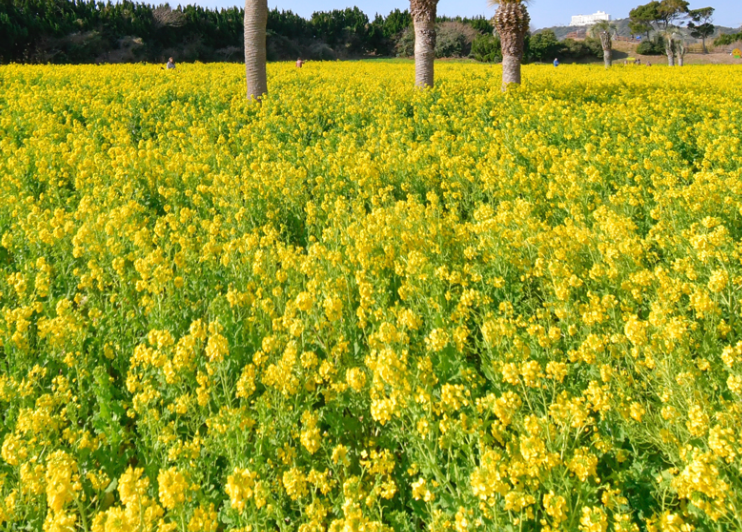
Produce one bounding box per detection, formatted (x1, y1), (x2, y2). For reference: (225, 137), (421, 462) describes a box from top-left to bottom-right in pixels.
(527, 29), (561, 62)
(584, 36), (604, 58)
(714, 32), (742, 46)
(636, 37), (665, 55)
(436, 22), (478, 58)
(395, 27), (414, 57)
(396, 22), (478, 59)
(308, 42), (337, 61)
(560, 38), (591, 60)
(266, 33), (301, 62)
(471, 33), (501, 62)
(521, 33), (604, 64)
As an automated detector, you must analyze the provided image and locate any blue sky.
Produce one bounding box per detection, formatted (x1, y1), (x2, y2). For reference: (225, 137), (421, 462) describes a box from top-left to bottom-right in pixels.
(191, 0), (741, 29)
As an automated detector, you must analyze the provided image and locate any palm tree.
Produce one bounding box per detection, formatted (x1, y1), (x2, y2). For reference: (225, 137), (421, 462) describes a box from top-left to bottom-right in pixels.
(674, 32), (687, 66)
(589, 20), (616, 69)
(490, 0), (530, 91)
(410, 0), (439, 88)
(244, 0), (268, 100)
(661, 30), (676, 66)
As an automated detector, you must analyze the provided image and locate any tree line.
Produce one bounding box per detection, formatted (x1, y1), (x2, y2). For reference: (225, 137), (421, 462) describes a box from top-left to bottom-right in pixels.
(0, 0), (622, 65)
(628, 0), (740, 59)
(0, 0), (497, 63)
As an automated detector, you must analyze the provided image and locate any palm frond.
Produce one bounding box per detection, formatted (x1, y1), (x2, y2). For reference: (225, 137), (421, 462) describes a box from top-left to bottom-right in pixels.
(588, 20), (617, 38)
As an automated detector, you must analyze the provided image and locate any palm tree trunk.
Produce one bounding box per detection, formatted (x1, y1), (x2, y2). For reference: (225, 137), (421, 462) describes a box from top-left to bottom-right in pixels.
(664, 35), (675, 67)
(410, 0), (437, 88)
(413, 17), (436, 88)
(244, 0), (267, 101)
(501, 54), (521, 89)
(494, 2), (529, 92)
(678, 55), (683, 66)
(598, 31), (612, 69)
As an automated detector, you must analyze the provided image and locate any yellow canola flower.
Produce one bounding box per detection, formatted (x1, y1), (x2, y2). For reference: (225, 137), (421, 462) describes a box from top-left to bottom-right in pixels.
(44, 451), (79, 514)
(0, 62), (741, 532)
(580, 506), (608, 532)
(157, 467), (188, 510)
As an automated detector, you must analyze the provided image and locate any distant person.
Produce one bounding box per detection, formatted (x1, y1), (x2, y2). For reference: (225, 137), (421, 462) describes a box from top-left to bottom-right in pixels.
(166, 57), (176, 69)
(553, 58), (559, 67)
(296, 58), (304, 68)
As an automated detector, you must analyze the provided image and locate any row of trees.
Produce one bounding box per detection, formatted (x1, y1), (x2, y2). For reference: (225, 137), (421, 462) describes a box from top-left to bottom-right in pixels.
(246, 0), (534, 97)
(247, 0), (535, 98)
(245, 0), (735, 99)
(627, 1), (738, 66)
(574, 1), (734, 72)
(0, 0), (493, 63)
(560, 1), (739, 70)
(0, 0), (246, 63)
(629, 1), (716, 53)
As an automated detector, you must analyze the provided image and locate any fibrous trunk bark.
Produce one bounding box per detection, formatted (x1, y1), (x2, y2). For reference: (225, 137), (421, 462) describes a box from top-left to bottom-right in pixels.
(495, 2), (529, 91)
(410, 0), (437, 88)
(244, 0), (267, 101)
(502, 55), (521, 88)
(600, 32), (612, 69)
(676, 41), (686, 66)
(413, 17), (436, 88)
(665, 36), (675, 67)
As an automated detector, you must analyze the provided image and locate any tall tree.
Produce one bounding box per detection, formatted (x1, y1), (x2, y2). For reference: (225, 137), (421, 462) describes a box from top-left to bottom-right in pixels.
(490, 0), (530, 91)
(656, 0), (689, 29)
(410, 0), (438, 88)
(589, 20), (616, 69)
(245, 0), (268, 101)
(629, 20), (653, 39)
(687, 7), (714, 53)
(629, 1), (660, 36)
(630, 0), (688, 34)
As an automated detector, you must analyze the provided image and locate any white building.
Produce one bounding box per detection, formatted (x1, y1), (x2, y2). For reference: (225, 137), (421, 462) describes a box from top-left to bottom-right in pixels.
(570, 11), (611, 27)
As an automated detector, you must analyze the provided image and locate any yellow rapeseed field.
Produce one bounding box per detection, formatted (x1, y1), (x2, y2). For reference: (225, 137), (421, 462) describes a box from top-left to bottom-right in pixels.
(1, 62), (742, 532)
